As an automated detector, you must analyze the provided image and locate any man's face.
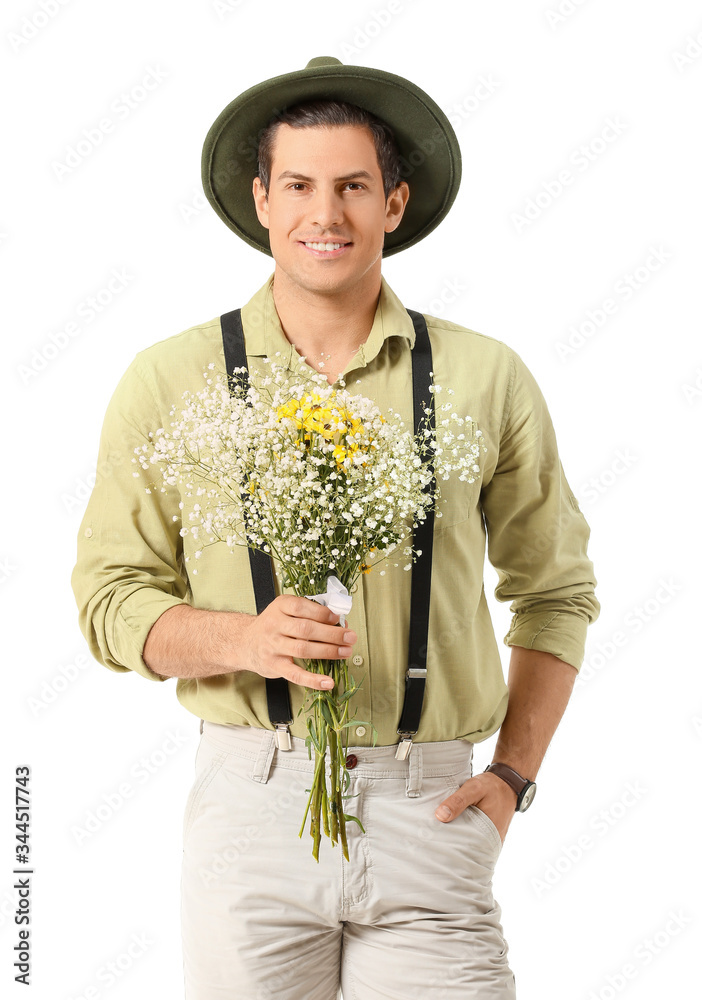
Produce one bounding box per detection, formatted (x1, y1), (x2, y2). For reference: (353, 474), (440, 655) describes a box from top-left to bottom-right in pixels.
(252, 124), (409, 297)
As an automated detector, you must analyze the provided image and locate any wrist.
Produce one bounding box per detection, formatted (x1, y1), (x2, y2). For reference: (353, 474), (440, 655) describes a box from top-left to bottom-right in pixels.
(484, 762), (537, 812)
(483, 770), (518, 802)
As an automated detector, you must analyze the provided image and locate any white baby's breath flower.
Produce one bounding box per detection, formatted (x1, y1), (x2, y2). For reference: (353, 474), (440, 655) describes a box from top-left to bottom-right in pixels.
(135, 355), (487, 859)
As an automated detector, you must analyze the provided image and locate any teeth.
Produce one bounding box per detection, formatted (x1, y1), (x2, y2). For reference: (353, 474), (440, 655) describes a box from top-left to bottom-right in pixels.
(304, 242), (345, 251)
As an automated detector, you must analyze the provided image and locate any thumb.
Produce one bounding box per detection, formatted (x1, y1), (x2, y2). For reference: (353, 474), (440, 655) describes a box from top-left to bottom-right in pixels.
(435, 776), (481, 823)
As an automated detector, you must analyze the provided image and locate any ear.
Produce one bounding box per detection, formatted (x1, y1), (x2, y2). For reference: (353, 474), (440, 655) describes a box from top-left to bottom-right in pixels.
(252, 177), (270, 230)
(384, 181), (410, 234)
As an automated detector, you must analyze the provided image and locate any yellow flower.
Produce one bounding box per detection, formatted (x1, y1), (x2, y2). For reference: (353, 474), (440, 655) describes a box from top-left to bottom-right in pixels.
(277, 392), (373, 458)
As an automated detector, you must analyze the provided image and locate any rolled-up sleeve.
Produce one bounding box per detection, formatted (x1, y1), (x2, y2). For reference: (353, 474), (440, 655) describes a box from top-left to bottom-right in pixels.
(480, 348), (600, 671)
(70, 358), (188, 681)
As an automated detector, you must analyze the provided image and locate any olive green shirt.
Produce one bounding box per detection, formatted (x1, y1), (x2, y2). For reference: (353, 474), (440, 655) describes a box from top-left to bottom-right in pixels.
(71, 274), (599, 746)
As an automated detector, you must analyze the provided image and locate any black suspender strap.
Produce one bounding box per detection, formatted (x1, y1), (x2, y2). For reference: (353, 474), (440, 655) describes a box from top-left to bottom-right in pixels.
(395, 308), (436, 759)
(219, 307), (435, 757)
(220, 307), (293, 750)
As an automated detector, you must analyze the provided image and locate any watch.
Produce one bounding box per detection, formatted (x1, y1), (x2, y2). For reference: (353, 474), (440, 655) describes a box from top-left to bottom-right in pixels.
(484, 763), (537, 812)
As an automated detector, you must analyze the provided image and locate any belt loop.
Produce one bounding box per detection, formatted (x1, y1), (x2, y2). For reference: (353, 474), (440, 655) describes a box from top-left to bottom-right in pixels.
(199, 718), (204, 735)
(251, 729), (277, 784)
(406, 743), (423, 798)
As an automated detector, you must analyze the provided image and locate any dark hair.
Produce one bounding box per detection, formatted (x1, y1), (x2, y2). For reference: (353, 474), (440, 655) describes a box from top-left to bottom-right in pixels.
(256, 99), (403, 200)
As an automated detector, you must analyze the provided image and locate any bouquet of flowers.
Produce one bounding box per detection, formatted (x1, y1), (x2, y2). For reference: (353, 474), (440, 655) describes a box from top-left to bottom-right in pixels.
(133, 355), (486, 861)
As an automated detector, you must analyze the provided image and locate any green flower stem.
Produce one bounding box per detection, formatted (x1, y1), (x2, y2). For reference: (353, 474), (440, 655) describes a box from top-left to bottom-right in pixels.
(328, 725), (339, 846)
(311, 781), (322, 861)
(298, 655), (359, 862)
(299, 749), (326, 843)
(328, 725), (349, 859)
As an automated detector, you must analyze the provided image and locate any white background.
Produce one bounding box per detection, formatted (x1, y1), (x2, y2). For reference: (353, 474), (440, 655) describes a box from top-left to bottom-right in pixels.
(2, 1), (701, 998)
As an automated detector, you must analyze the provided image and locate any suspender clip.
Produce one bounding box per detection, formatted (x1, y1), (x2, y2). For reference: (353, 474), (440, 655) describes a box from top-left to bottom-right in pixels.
(395, 735), (413, 760)
(274, 724), (292, 751)
(407, 667), (427, 678)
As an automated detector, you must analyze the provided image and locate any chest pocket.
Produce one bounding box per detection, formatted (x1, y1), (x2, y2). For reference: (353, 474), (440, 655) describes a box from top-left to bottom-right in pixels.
(432, 419), (483, 529)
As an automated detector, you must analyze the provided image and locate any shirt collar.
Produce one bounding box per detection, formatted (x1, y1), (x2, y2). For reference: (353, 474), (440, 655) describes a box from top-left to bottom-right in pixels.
(240, 273), (416, 373)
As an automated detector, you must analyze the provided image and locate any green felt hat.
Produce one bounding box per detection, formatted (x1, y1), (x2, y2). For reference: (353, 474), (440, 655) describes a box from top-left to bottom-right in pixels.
(201, 56), (461, 257)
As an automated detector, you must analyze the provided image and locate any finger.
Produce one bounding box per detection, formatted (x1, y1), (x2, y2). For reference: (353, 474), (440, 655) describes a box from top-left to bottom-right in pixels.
(281, 662), (335, 690)
(280, 595), (341, 624)
(282, 636), (356, 662)
(282, 614), (357, 652)
(435, 784), (476, 823)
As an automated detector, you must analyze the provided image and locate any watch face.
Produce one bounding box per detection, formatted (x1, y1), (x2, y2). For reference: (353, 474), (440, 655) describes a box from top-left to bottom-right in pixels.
(518, 782), (537, 812)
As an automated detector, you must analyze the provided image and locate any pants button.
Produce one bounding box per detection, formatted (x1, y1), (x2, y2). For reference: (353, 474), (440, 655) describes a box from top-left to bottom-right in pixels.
(345, 754), (358, 769)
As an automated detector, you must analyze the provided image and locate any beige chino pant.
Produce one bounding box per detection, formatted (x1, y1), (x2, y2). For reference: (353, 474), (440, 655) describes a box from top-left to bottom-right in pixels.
(181, 721), (517, 999)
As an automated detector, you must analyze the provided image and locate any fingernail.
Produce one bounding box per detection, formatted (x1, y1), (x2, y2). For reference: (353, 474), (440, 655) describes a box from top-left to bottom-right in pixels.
(435, 806), (451, 821)
(339, 645), (352, 655)
(344, 631), (356, 643)
(321, 678), (334, 689)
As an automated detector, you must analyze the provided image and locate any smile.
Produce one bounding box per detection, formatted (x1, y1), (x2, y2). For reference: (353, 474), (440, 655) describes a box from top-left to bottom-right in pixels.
(299, 241), (352, 257)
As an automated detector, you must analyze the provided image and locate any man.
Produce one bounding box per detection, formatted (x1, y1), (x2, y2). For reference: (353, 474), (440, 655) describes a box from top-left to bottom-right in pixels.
(72, 56), (599, 999)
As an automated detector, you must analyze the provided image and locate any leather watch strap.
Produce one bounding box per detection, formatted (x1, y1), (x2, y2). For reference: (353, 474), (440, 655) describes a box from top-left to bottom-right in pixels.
(484, 762), (530, 797)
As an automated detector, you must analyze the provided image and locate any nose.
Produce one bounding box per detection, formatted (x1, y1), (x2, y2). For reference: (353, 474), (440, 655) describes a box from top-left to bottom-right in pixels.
(309, 186), (344, 230)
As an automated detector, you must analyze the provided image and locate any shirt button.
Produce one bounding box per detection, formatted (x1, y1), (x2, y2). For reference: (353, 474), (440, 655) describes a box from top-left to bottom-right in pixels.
(355, 726), (367, 738)
(84, 528), (93, 538)
(345, 754), (358, 769)
(352, 654), (364, 666)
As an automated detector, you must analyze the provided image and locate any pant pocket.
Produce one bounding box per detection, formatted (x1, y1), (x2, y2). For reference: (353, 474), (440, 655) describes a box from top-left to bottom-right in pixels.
(182, 739), (227, 845)
(443, 774), (503, 859)
(467, 803), (504, 854)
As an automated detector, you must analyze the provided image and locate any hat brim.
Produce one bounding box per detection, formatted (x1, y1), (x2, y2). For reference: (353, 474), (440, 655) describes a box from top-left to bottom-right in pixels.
(201, 60), (461, 257)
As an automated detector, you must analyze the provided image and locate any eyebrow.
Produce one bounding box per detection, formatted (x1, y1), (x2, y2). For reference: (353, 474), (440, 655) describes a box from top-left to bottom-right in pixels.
(275, 170), (376, 183)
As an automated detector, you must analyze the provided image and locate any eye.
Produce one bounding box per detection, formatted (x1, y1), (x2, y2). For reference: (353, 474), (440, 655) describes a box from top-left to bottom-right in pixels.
(345, 182), (364, 191)
(288, 182), (307, 191)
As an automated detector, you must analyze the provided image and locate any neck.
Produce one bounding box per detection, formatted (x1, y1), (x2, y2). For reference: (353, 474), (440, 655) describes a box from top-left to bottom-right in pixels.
(271, 267), (381, 361)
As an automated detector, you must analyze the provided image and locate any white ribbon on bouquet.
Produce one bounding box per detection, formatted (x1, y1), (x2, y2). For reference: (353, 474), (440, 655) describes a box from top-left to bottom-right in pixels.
(306, 575), (353, 628)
